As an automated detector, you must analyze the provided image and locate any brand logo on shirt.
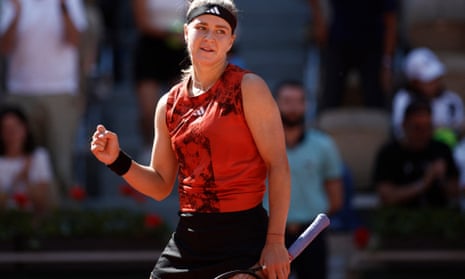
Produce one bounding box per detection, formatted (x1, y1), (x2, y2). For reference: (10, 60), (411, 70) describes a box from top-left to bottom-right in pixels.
(193, 107), (205, 117)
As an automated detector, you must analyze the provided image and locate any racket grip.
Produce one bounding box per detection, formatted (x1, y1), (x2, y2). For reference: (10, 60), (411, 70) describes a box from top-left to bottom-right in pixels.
(287, 213), (330, 261)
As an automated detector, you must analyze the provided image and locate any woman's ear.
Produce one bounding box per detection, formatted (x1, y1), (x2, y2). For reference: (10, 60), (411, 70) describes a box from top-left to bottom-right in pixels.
(184, 23), (189, 42)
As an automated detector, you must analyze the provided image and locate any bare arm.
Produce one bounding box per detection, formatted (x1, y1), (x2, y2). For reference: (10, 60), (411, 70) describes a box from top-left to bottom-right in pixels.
(90, 93), (177, 201)
(324, 178), (343, 215)
(378, 161), (438, 205)
(0, 0), (21, 55)
(378, 159), (456, 206)
(12, 157), (55, 213)
(61, 0), (82, 46)
(377, 180), (426, 205)
(242, 73), (290, 279)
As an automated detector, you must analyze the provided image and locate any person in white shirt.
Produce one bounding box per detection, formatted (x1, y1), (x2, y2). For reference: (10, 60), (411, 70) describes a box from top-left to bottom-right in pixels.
(0, 106), (56, 212)
(391, 47), (465, 147)
(0, 0), (87, 196)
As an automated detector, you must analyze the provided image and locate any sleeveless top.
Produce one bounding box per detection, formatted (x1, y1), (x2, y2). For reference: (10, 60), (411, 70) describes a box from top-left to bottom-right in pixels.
(165, 64), (267, 213)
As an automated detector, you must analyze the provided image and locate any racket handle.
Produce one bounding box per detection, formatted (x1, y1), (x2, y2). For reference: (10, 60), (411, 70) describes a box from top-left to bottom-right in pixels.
(287, 213), (330, 261)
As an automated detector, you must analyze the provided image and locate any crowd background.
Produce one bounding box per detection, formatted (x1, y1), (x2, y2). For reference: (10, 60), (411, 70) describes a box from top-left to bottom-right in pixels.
(1, 0), (465, 278)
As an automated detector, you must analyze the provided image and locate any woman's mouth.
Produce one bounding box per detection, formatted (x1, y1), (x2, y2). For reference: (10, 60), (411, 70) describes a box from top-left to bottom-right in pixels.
(200, 47), (214, 53)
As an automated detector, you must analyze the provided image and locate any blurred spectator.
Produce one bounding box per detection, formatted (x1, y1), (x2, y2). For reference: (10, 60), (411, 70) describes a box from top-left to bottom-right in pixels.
(0, 0), (4, 96)
(131, 0), (187, 162)
(272, 80), (344, 279)
(0, 106), (57, 213)
(79, 0), (104, 97)
(309, 0), (398, 111)
(373, 100), (460, 208)
(452, 139), (465, 211)
(392, 47), (465, 147)
(96, 0), (134, 84)
(0, 0), (87, 196)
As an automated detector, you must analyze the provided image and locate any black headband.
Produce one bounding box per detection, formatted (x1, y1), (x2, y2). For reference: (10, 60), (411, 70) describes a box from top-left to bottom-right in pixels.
(186, 4), (237, 33)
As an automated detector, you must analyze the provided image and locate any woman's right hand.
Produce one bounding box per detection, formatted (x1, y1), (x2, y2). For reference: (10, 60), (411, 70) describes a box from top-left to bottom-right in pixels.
(90, 124), (120, 165)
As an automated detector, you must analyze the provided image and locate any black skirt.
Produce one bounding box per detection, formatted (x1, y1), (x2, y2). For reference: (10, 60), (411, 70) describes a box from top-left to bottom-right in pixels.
(150, 204), (268, 279)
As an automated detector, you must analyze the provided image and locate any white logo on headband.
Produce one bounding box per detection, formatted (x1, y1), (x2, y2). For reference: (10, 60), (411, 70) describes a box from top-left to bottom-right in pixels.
(206, 6), (221, 15)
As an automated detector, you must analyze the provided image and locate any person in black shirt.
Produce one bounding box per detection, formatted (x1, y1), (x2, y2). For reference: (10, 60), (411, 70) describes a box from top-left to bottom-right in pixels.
(373, 100), (459, 207)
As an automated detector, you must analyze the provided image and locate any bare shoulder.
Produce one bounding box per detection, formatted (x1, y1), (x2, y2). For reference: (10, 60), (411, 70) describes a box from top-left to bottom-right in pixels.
(241, 73), (269, 93)
(156, 92), (170, 114)
(241, 73), (274, 104)
(154, 92), (171, 130)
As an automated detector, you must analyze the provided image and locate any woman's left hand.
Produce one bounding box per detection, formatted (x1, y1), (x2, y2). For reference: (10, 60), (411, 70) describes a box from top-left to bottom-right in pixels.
(259, 242), (290, 279)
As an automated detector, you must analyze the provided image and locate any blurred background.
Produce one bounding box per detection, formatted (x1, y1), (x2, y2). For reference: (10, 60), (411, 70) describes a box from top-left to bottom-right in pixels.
(1, 0), (465, 278)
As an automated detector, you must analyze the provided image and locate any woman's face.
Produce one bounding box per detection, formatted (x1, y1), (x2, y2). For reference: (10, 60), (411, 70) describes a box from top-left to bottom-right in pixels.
(412, 78), (443, 98)
(184, 14), (236, 66)
(276, 85), (307, 127)
(1, 113), (27, 148)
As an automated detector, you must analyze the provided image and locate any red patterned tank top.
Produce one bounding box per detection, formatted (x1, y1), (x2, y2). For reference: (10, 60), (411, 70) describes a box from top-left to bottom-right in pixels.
(165, 64), (267, 213)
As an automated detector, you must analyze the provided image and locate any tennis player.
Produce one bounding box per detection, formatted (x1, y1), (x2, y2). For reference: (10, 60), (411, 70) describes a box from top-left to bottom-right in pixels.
(90, 0), (291, 278)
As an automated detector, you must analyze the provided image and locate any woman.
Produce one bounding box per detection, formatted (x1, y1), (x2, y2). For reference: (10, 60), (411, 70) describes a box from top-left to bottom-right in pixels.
(91, 0), (290, 278)
(0, 105), (56, 213)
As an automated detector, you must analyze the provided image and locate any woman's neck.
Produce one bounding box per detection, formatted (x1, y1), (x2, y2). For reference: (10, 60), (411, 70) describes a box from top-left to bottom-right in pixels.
(190, 60), (228, 96)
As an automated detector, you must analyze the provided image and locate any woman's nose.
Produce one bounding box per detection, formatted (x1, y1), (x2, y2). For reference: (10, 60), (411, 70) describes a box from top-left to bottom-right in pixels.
(203, 30), (215, 40)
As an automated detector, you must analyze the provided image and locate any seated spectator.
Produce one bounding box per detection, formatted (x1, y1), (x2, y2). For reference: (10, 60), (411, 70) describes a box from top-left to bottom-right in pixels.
(374, 100), (460, 208)
(0, 106), (57, 213)
(0, 0), (88, 195)
(392, 47), (465, 147)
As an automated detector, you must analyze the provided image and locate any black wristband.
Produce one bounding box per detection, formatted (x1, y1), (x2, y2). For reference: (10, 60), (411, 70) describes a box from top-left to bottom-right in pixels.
(107, 150), (132, 176)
